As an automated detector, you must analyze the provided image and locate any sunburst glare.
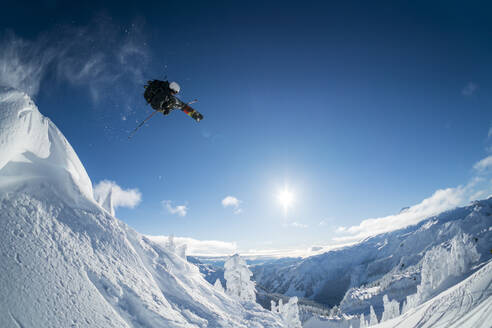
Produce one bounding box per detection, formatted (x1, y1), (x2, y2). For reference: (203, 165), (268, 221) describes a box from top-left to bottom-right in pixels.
(277, 187), (295, 214)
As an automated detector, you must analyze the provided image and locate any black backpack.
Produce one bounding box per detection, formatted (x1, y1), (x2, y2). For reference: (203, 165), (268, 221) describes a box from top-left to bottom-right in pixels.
(144, 80), (172, 110)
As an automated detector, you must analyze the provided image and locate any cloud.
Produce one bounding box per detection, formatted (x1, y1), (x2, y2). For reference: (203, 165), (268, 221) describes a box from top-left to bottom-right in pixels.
(162, 200), (188, 217)
(335, 135), (492, 244)
(283, 221), (308, 228)
(241, 243), (352, 258)
(222, 196), (240, 207)
(469, 190), (489, 202)
(335, 165), (492, 244)
(146, 235), (237, 257)
(473, 155), (492, 172)
(0, 15), (149, 102)
(222, 195), (242, 214)
(334, 187), (467, 243)
(462, 82), (478, 96)
(488, 126), (492, 138)
(147, 235), (343, 258)
(93, 180), (142, 215)
(319, 219), (334, 226)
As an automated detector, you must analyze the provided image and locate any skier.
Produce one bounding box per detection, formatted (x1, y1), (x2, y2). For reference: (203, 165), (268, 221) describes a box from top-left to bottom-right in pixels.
(143, 80), (203, 122)
(128, 79), (203, 139)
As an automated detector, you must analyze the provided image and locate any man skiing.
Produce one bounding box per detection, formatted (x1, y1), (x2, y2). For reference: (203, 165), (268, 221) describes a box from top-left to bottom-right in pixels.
(143, 80), (203, 122)
(128, 79), (204, 139)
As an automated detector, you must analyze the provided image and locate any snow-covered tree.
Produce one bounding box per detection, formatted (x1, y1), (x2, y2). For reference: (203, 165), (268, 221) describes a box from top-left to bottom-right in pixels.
(329, 305), (341, 317)
(166, 235), (176, 253)
(360, 313), (367, 328)
(369, 305), (378, 326)
(177, 244), (187, 259)
(381, 295), (400, 322)
(403, 232), (480, 313)
(214, 279), (225, 293)
(224, 254), (256, 302)
(271, 297), (302, 328)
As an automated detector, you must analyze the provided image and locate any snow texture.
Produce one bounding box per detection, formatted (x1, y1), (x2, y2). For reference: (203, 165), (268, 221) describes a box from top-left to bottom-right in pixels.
(0, 88), (284, 328)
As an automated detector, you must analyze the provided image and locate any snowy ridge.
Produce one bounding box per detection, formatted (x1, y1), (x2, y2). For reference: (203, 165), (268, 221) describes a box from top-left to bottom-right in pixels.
(0, 86), (93, 202)
(373, 259), (492, 328)
(252, 198), (492, 317)
(0, 88), (283, 327)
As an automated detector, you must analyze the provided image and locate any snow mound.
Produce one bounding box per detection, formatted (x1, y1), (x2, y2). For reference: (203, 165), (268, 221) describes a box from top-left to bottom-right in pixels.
(0, 88), (283, 328)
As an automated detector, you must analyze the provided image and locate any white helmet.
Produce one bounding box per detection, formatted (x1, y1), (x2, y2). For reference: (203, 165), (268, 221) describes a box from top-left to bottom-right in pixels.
(169, 81), (180, 94)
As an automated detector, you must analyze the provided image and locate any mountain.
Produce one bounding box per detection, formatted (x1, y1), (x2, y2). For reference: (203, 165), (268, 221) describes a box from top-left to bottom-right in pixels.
(252, 197), (492, 317)
(372, 259), (492, 328)
(0, 87), (283, 328)
(303, 259), (492, 327)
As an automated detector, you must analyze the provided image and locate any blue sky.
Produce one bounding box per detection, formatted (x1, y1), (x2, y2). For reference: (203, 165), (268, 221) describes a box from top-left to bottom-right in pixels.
(2, 0), (492, 255)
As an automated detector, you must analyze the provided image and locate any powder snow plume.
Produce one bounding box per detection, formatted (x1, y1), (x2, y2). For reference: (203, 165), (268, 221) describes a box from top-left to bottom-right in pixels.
(0, 15), (149, 101)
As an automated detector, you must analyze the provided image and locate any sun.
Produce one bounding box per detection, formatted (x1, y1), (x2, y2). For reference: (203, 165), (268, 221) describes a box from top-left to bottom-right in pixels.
(277, 188), (295, 213)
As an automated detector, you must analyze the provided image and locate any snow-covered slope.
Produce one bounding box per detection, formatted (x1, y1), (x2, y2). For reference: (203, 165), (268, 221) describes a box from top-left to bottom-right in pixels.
(0, 87), (93, 202)
(373, 259), (492, 328)
(252, 198), (492, 315)
(0, 87), (283, 328)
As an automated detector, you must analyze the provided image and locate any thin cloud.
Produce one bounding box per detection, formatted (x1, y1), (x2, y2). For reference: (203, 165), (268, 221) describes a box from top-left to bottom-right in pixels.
(473, 155), (492, 172)
(222, 195), (242, 214)
(319, 218), (334, 226)
(162, 200), (188, 217)
(241, 244), (349, 258)
(146, 235), (237, 257)
(93, 180), (141, 215)
(284, 222), (308, 229)
(335, 162), (492, 243)
(336, 138), (492, 244)
(462, 82), (478, 96)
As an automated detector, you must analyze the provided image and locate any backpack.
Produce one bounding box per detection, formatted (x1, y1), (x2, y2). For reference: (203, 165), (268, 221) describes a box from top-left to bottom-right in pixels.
(144, 80), (172, 110)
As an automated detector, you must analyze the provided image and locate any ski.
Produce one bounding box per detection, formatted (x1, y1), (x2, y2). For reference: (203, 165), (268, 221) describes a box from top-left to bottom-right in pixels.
(177, 98), (203, 122)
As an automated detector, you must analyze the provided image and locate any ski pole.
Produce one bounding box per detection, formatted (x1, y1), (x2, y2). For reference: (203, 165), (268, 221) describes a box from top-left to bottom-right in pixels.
(128, 111), (158, 139)
(128, 99), (199, 139)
